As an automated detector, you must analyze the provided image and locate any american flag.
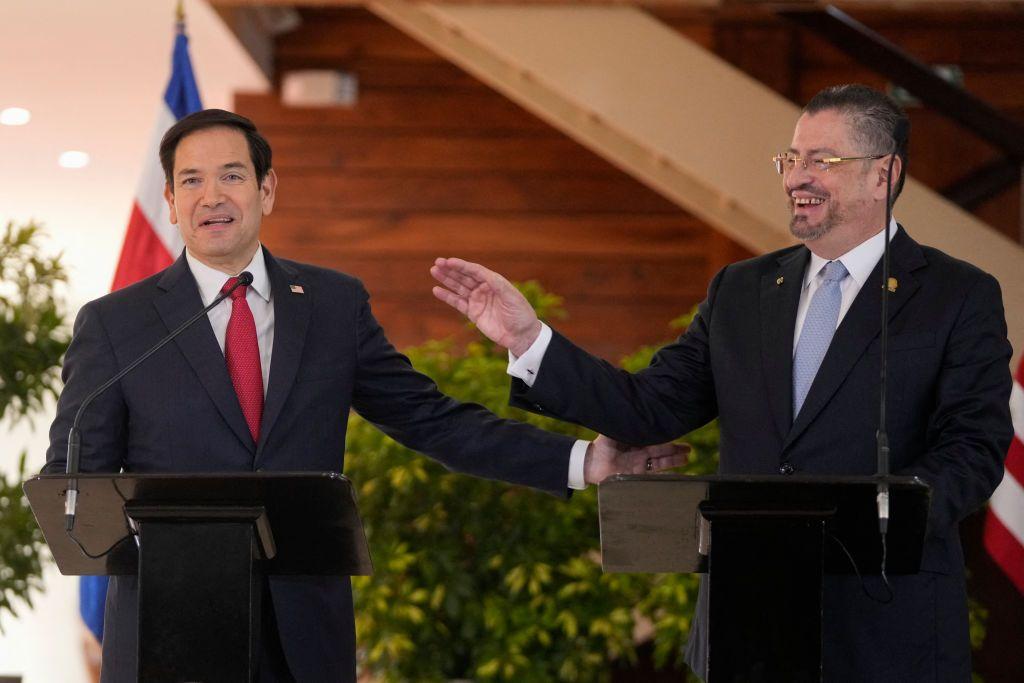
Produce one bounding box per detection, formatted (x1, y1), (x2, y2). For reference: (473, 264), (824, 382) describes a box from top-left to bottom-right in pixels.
(984, 354), (1024, 594)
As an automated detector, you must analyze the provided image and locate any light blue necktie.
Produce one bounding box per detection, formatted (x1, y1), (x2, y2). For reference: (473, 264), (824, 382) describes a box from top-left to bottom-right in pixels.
(793, 260), (849, 419)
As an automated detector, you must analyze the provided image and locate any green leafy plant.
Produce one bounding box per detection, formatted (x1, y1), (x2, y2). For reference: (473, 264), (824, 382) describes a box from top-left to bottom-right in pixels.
(0, 452), (47, 629)
(0, 220), (69, 425)
(346, 286), (716, 681)
(0, 220), (68, 628)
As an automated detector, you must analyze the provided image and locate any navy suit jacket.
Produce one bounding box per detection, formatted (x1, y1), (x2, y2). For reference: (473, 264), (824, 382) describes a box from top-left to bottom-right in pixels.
(511, 228), (1013, 682)
(45, 248), (574, 682)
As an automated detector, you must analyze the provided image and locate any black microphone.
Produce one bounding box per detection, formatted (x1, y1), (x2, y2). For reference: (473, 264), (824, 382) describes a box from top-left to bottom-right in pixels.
(64, 270), (254, 531)
(876, 121), (907, 538)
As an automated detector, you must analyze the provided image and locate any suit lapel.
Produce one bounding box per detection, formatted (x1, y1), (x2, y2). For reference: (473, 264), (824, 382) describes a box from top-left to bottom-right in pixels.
(153, 254), (255, 452)
(760, 247), (810, 441)
(783, 228), (925, 450)
(256, 249), (311, 459)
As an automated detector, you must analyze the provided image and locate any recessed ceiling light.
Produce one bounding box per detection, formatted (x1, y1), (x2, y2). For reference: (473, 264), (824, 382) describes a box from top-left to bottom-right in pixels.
(58, 151), (90, 169)
(0, 107), (31, 126)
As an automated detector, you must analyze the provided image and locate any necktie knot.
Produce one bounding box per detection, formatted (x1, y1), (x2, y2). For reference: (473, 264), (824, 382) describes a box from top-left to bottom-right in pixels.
(221, 277), (248, 300)
(821, 260), (849, 284)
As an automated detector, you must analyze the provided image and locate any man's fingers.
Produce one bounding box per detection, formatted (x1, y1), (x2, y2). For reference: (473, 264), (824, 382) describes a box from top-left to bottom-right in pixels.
(434, 257), (506, 291)
(635, 454), (685, 473)
(431, 286), (469, 314)
(429, 265), (477, 297)
(643, 442), (690, 458)
(651, 453), (687, 470)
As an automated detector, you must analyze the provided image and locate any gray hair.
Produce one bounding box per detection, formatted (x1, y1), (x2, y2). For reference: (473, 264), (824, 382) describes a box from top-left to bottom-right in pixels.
(804, 84), (909, 202)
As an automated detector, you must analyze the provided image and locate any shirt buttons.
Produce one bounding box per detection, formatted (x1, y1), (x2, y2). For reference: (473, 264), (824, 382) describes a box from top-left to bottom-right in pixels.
(778, 461), (795, 475)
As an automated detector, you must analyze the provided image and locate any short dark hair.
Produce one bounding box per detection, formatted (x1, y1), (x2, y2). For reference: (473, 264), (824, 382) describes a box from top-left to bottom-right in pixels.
(804, 84), (909, 202)
(159, 109), (272, 189)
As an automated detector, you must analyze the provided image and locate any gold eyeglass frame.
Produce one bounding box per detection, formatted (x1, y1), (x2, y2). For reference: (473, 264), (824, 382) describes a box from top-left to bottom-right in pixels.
(772, 153), (887, 175)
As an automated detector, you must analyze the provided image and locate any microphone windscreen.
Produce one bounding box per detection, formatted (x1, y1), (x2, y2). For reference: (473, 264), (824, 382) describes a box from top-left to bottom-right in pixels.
(238, 271), (255, 286)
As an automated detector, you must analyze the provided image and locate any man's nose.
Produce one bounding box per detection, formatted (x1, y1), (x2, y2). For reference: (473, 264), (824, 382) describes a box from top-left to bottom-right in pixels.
(786, 162), (813, 189)
(201, 182), (224, 207)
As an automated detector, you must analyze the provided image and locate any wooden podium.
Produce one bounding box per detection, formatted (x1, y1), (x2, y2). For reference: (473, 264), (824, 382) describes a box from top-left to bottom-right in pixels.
(25, 471), (371, 683)
(599, 474), (930, 682)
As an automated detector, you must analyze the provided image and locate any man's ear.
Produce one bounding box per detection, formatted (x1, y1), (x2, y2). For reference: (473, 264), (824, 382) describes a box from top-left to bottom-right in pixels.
(164, 183), (178, 225)
(875, 155), (902, 201)
(260, 168), (278, 216)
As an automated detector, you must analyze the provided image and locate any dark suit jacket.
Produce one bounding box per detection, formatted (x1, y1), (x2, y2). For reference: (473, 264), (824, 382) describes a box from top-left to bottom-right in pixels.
(45, 248), (574, 683)
(511, 228), (1013, 682)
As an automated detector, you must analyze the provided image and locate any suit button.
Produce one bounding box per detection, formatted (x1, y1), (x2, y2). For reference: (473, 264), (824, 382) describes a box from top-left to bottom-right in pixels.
(778, 461), (795, 475)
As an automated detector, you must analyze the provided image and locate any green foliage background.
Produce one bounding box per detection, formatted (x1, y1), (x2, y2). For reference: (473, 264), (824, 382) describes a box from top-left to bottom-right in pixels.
(345, 284), (717, 681)
(0, 220), (68, 628)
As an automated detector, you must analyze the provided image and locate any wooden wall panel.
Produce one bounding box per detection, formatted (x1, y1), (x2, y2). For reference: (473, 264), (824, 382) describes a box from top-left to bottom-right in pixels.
(237, 8), (729, 360)
(239, 5), (1022, 360)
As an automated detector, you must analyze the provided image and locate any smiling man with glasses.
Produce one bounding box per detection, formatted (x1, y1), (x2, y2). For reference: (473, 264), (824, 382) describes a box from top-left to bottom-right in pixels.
(432, 83), (1013, 681)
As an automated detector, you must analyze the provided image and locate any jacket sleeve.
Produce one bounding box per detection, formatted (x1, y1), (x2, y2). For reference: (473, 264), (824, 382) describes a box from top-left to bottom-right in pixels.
(43, 301), (128, 475)
(897, 272), (1013, 533)
(349, 286), (575, 498)
(508, 267), (725, 446)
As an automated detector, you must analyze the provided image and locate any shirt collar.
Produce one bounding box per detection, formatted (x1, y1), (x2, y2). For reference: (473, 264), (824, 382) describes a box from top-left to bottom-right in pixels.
(803, 216), (898, 290)
(185, 245), (271, 306)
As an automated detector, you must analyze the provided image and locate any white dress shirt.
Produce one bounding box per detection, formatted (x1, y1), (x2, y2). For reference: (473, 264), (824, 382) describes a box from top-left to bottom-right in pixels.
(186, 246), (274, 396)
(510, 218), (899, 489)
(793, 218), (897, 350)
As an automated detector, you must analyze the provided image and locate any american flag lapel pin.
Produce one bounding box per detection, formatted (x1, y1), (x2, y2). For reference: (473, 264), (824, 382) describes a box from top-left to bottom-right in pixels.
(289, 284), (305, 294)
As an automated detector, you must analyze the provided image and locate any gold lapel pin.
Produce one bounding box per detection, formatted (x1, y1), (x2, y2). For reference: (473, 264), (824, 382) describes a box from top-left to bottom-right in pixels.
(289, 284), (305, 294)
(776, 276), (784, 286)
(887, 277), (898, 293)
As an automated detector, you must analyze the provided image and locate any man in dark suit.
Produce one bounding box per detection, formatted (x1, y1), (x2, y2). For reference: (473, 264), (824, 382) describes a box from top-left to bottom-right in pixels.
(431, 84), (1014, 681)
(44, 109), (684, 682)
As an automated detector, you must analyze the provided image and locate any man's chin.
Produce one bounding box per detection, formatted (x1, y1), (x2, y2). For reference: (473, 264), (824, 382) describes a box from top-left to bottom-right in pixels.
(790, 217), (831, 242)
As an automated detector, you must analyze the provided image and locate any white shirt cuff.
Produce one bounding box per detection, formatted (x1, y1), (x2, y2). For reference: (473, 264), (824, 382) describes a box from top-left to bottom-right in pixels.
(507, 323), (553, 387)
(568, 439), (590, 490)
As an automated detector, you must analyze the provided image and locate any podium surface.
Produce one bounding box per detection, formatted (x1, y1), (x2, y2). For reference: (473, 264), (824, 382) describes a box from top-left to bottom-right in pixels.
(598, 474), (930, 682)
(599, 473), (929, 574)
(25, 471), (372, 577)
(25, 471), (371, 682)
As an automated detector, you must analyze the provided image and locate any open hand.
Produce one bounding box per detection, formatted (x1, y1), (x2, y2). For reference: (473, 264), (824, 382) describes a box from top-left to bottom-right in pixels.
(584, 435), (689, 485)
(431, 257), (542, 357)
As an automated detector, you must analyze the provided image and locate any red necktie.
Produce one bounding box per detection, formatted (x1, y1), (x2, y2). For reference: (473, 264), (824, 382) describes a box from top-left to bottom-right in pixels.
(222, 277), (263, 442)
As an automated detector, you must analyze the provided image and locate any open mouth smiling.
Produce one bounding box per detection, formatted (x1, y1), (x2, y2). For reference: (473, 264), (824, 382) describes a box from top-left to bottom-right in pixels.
(199, 216), (235, 227)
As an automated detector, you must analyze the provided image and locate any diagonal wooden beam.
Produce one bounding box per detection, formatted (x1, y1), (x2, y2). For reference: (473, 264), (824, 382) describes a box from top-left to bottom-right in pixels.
(778, 5), (1024, 160)
(364, 1), (1024, 364)
(368, 1), (798, 256)
(942, 158), (1022, 211)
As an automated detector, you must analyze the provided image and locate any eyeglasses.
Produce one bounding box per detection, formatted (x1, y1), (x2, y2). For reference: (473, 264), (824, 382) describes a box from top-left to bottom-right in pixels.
(772, 153), (886, 175)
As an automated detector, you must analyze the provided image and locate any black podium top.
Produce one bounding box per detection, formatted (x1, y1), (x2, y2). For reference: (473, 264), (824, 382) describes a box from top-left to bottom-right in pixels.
(598, 474), (930, 574)
(25, 472), (372, 577)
